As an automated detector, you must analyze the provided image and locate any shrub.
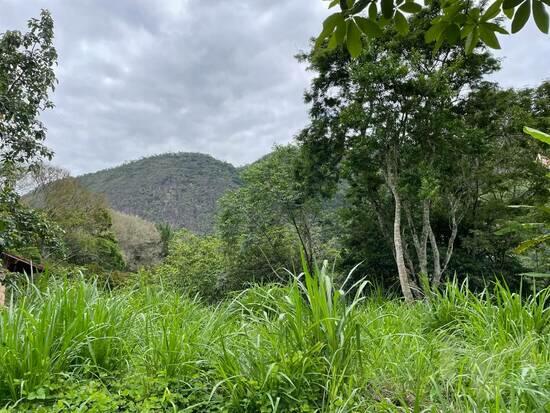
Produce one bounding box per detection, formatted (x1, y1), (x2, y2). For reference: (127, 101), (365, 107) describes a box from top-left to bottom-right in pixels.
(155, 230), (226, 301)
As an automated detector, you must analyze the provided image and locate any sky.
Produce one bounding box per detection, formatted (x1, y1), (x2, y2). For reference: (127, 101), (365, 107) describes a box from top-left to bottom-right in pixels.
(1, 1), (549, 175)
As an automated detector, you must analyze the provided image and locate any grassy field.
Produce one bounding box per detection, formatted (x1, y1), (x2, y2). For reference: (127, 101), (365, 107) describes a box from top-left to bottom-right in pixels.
(0, 265), (549, 412)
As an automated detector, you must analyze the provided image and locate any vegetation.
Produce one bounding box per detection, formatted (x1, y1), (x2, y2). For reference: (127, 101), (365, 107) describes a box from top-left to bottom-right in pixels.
(111, 211), (162, 271)
(24, 173), (126, 270)
(77, 153), (242, 234)
(298, 10), (549, 299)
(1, 6), (549, 412)
(152, 230), (225, 301)
(315, 0), (549, 57)
(0, 266), (549, 412)
(0, 11), (61, 259)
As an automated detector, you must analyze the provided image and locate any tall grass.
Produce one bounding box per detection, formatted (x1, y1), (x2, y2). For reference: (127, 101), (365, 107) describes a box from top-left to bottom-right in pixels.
(0, 267), (549, 412)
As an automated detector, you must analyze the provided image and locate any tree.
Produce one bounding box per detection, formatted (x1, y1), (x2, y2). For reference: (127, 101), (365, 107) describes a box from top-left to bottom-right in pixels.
(0, 183), (64, 260)
(0, 9), (57, 179)
(16, 161), (69, 195)
(217, 146), (338, 287)
(26, 174), (125, 270)
(0, 10), (59, 258)
(155, 230), (226, 301)
(299, 11), (502, 300)
(435, 82), (549, 288)
(316, 0), (549, 58)
(501, 126), (550, 279)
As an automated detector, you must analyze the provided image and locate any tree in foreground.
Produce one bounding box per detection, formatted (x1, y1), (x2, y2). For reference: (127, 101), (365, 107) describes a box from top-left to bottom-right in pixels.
(0, 10), (60, 257)
(298, 9), (548, 299)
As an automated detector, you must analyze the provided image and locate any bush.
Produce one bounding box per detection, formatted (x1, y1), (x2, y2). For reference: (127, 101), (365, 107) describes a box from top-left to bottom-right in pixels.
(154, 230), (226, 301)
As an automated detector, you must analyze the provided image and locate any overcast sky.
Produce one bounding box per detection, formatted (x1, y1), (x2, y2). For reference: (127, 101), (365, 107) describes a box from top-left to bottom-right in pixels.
(1, 1), (549, 175)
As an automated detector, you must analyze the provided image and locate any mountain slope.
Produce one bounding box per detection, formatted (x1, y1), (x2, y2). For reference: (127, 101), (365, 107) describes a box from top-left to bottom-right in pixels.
(78, 153), (242, 234)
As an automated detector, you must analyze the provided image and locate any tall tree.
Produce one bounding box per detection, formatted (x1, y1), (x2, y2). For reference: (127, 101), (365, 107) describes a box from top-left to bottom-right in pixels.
(298, 10), (500, 299)
(0, 9), (57, 179)
(0, 10), (59, 256)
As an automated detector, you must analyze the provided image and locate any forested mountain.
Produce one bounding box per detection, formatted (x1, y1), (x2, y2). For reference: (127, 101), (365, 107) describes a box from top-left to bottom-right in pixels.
(77, 153), (242, 234)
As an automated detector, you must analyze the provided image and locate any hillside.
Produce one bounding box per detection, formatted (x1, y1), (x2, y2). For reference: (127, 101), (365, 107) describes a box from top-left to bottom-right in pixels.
(78, 153), (242, 234)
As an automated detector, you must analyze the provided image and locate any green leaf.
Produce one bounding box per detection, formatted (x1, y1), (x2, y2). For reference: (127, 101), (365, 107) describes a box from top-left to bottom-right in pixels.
(355, 16), (384, 37)
(335, 17), (347, 43)
(465, 27), (480, 53)
(515, 233), (550, 254)
(323, 13), (346, 32)
(484, 22), (509, 33)
(443, 23), (461, 44)
(503, 7), (515, 18)
(316, 13), (345, 47)
(328, 0), (340, 8)
(483, 0), (504, 20)
(328, 32), (339, 49)
(381, 0), (395, 19)
(511, 0), (531, 33)
(425, 22), (445, 43)
(368, 2), (378, 19)
(349, 0), (371, 14)
(399, 2), (423, 13)
(503, 0), (525, 8)
(346, 20), (363, 57)
(524, 126), (550, 144)
(394, 11), (409, 34)
(461, 23), (475, 39)
(479, 23), (502, 48)
(533, 0), (550, 33)
(519, 272), (550, 278)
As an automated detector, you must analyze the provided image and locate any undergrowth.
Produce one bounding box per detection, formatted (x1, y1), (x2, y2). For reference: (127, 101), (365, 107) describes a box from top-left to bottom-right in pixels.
(0, 265), (549, 412)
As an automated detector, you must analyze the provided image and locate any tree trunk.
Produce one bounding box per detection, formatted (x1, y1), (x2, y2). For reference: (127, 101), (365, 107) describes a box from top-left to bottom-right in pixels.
(405, 200), (430, 276)
(432, 205), (460, 288)
(386, 169), (414, 302)
(428, 201), (461, 288)
(428, 224), (442, 285)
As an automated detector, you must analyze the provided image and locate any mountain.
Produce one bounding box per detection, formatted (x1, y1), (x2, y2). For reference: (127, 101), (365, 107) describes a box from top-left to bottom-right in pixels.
(77, 153), (242, 234)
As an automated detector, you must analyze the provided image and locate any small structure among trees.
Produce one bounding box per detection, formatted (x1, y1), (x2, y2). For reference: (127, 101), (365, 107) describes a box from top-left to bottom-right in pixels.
(1, 251), (44, 276)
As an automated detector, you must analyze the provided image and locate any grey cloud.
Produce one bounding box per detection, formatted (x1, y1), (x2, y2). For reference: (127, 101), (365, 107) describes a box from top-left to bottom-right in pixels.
(1, 1), (548, 175)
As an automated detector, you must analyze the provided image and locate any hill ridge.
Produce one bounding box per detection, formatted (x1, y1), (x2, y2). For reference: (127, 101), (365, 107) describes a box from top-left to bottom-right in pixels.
(77, 152), (242, 234)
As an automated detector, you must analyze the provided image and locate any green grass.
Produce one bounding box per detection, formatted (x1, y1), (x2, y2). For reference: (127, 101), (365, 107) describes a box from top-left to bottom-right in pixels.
(0, 267), (549, 412)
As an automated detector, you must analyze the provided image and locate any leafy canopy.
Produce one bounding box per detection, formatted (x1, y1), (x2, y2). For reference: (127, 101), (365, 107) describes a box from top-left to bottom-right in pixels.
(317, 0), (549, 57)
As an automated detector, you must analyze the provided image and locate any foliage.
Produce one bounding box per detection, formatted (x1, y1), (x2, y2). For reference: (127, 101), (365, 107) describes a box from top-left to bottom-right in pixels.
(0, 9), (56, 173)
(217, 145), (341, 288)
(0, 11), (61, 261)
(0, 184), (64, 260)
(155, 222), (174, 258)
(316, 0), (549, 58)
(524, 126), (550, 145)
(498, 125), (550, 279)
(26, 177), (125, 270)
(154, 230), (226, 301)
(299, 12), (504, 299)
(77, 153), (242, 234)
(1, 267), (550, 411)
(111, 210), (162, 270)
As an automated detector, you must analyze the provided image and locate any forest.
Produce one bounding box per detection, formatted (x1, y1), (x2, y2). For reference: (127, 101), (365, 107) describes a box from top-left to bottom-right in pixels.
(0, 2), (549, 412)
